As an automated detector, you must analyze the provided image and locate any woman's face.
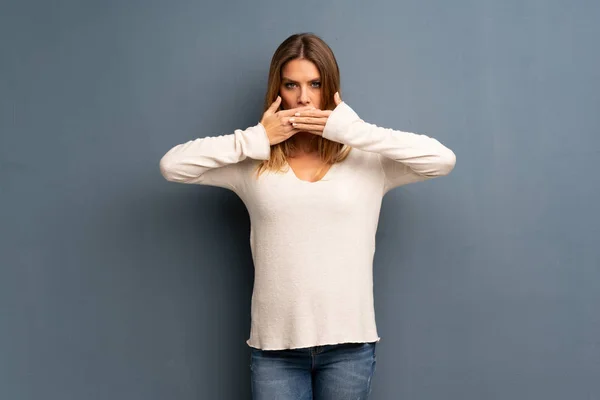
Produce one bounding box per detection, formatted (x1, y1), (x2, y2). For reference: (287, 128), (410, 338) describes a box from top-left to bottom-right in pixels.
(279, 58), (322, 110)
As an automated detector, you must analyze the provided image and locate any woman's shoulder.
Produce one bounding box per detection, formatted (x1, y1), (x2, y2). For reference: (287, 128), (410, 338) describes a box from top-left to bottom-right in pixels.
(340, 147), (381, 171)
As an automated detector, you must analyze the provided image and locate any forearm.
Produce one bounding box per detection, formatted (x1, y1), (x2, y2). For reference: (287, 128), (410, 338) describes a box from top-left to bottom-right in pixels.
(322, 102), (456, 178)
(159, 123), (271, 185)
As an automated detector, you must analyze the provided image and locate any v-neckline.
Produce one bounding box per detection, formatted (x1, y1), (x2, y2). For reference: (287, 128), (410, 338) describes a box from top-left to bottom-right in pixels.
(286, 161), (338, 184)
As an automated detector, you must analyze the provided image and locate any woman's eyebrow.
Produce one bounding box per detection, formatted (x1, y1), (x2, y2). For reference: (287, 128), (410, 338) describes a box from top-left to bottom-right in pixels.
(282, 77), (321, 83)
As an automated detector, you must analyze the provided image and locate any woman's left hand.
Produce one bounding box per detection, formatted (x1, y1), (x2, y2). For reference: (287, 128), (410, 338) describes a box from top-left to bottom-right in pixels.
(289, 92), (343, 136)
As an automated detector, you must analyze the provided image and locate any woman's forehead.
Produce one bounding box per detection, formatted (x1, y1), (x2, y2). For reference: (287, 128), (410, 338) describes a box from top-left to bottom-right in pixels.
(281, 59), (320, 81)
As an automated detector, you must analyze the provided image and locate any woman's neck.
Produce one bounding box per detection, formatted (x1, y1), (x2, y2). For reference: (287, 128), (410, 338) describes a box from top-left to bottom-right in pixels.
(289, 132), (319, 157)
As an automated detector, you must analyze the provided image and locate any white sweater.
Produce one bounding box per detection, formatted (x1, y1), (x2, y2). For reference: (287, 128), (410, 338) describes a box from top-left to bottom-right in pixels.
(160, 102), (456, 350)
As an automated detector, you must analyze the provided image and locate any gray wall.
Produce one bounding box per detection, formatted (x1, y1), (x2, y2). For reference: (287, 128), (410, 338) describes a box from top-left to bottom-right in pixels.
(1, 0), (599, 399)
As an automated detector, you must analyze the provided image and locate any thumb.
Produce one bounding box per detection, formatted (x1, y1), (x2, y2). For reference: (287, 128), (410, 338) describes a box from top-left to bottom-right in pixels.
(334, 92), (342, 106)
(267, 96), (282, 114)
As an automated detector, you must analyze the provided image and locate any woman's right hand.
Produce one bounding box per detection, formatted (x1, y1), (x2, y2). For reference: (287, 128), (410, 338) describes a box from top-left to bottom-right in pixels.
(260, 96), (314, 146)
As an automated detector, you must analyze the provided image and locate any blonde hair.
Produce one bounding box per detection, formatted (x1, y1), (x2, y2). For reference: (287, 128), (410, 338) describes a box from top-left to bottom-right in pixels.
(255, 33), (351, 179)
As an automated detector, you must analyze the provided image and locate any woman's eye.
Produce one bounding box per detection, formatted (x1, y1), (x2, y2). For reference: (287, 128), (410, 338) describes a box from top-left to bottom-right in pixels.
(283, 82), (320, 89)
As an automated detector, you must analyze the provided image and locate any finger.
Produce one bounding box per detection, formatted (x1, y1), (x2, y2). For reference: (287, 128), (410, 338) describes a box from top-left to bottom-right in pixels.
(291, 123), (325, 131)
(292, 109), (332, 118)
(267, 96), (282, 114)
(278, 105), (315, 117)
(334, 92), (342, 106)
(289, 116), (328, 125)
(282, 116), (318, 125)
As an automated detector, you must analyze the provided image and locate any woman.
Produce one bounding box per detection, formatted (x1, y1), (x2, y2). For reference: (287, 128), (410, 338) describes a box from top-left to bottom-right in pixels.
(160, 33), (455, 400)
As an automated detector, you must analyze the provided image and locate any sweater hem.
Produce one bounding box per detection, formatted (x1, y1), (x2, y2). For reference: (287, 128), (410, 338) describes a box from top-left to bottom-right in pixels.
(246, 335), (381, 351)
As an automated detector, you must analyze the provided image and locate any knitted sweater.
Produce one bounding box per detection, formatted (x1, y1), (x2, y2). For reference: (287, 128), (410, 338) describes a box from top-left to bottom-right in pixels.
(159, 102), (456, 350)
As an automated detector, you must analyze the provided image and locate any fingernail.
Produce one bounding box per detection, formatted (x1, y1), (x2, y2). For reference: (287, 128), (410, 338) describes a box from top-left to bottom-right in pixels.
(289, 118), (295, 122)
(295, 112), (301, 116)
(292, 123), (297, 126)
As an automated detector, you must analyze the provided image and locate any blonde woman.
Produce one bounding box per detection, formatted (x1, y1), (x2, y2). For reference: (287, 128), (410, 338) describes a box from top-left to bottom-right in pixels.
(160, 33), (456, 400)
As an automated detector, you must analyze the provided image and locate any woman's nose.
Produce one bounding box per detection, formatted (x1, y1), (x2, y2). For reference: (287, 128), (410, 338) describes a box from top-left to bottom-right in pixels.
(298, 87), (311, 105)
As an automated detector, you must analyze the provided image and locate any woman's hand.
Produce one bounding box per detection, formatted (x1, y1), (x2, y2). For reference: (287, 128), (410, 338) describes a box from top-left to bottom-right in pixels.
(260, 96), (314, 145)
(288, 92), (343, 136)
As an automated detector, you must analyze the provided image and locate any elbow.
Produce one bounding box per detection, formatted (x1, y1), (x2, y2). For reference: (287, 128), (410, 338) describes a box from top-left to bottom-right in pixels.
(159, 154), (181, 182)
(428, 147), (456, 177)
(439, 148), (456, 176)
(160, 152), (204, 184)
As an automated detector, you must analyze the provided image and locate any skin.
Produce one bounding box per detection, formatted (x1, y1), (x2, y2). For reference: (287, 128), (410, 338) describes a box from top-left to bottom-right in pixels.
(259, 58), (342, 181)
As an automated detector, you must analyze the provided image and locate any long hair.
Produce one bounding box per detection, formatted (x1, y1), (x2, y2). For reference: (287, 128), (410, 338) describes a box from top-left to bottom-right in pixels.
(255, 33), (351, 178)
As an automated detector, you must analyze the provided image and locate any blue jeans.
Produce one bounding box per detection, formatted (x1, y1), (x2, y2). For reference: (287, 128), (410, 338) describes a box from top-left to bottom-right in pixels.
(250, 341), (377, 400)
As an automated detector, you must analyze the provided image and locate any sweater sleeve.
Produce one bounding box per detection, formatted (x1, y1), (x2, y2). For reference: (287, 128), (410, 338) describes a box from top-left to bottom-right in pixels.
(159, 123), (271, 192)
(322, 102), (456, 193)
